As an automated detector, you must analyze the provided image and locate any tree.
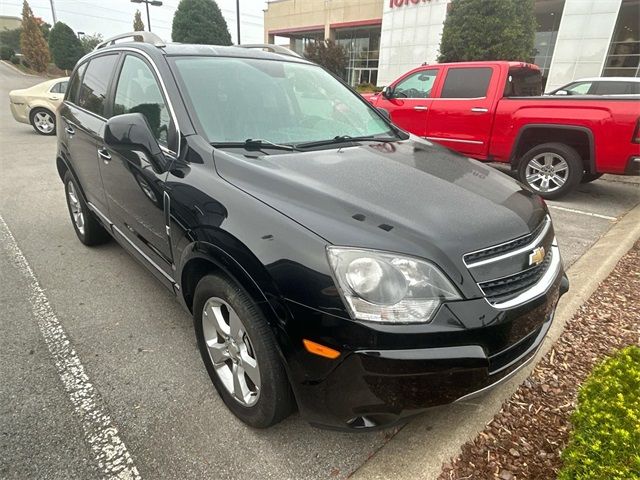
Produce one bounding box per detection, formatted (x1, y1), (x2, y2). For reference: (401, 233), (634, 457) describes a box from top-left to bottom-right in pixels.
(80, 33), (103, 53)
(304, 39), (348, 78)
(438, 0), (536, 63)
(172, 0), (232, 46)
(49, 22), (84, 71)
(0, 28), (21, 52)
(133, 10), (145, 31)
(20, 1), (50, 72)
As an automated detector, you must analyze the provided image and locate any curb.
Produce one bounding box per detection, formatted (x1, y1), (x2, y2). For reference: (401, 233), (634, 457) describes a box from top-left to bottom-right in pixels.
(0, 60), (35, 76)
(349, 201), (640, 480)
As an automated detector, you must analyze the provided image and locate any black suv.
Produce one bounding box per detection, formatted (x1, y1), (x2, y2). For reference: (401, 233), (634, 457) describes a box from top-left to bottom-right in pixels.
(57, 32), (568, 430)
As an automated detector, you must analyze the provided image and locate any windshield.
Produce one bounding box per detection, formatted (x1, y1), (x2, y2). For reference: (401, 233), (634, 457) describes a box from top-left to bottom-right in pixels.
(171, 56), (395, 145)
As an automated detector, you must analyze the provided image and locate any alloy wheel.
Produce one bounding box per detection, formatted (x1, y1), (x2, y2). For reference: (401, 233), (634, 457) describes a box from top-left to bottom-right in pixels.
(67, 181), (85, 235)
(525, 153), (569, 193)
(34, 111), (54, 134)
(202, 297), (261, 407)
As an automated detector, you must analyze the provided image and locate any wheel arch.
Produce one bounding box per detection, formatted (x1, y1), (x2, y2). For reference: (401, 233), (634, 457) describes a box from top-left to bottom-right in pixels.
(510, 124), (596, 173)
(56, 153), (89, 204)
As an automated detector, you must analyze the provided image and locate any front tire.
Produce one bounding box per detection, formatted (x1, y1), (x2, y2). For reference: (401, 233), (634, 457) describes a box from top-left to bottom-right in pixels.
(517, 142), (583, 200)
(30, 107), (56, 135)
(63, 171), (110, 246)
(193, 273), (295, 428)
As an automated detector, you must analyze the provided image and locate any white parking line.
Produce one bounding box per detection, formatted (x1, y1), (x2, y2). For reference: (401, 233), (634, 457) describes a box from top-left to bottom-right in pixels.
(547, 205), (617, 221)
(0, 214), (141, 480)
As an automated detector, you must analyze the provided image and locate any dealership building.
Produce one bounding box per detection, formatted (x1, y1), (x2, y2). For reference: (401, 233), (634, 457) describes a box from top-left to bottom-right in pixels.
(264, 0), (640, 92)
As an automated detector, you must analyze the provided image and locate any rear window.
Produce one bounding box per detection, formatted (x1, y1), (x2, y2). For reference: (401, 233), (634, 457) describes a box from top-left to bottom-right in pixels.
(50, 80), (68, 94)
(593, 81), (639, 95)
(66, 63), (87, 104)
(77, 54), (119, 117)
(440, 67), (493, 98)
(505, 68), (542, 97)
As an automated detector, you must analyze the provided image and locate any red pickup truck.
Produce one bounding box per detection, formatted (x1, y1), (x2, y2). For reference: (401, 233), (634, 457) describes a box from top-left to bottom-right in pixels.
(364, 61), (640, 199)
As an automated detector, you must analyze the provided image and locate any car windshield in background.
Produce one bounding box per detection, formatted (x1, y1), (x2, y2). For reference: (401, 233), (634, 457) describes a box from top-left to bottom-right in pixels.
(171, 56), (395, 146)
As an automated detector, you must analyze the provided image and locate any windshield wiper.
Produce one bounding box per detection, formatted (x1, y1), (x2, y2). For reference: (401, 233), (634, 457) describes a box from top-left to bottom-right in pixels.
(211, 138), (297, 152)
(295, 135), (398, 150)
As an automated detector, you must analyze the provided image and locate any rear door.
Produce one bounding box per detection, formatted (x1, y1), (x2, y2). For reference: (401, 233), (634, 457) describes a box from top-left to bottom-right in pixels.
(100, 52), (177, 274)
(60, 54), (120, 213)
(426, 66), (496, 157)
(374, 68), (440, 137)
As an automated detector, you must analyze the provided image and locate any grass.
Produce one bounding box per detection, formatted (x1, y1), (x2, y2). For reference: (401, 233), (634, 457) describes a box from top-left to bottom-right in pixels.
(558, 345), (640, 480)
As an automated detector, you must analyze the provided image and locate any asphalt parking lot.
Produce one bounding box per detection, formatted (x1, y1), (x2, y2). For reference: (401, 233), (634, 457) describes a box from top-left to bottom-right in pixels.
(1, 61), (639, 479)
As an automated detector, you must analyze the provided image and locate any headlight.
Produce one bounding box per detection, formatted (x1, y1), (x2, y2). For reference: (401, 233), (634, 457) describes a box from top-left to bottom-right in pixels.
(327, 247), (461, 324)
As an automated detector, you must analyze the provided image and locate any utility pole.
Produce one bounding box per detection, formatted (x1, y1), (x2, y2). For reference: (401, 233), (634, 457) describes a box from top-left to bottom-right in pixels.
(236, 0), (240, 44)
(49, 0), (57, 23)
(130, 0), (163, 32)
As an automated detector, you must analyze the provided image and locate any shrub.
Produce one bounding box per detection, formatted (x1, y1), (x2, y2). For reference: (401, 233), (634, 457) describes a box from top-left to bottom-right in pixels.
(48, 21), (84, 70)
(355, 83), (383, 93)
(10, 55), (20, 65)
(0, 45), (14, 60)
(559, 346), (640, 480)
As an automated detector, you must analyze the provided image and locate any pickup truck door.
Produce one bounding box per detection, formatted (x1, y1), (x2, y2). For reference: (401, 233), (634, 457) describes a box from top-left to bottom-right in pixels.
(426, 66), (496, 158)
(99, 53), (176, 279)
(373, 68), (440, 137)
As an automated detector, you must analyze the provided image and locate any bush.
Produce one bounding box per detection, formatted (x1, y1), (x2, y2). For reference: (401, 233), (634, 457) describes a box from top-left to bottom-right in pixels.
(10, 55), (20, 65)
(355, 83), (383, 93)
(0, 45), (14, 60)
(559, 346), (640, 480)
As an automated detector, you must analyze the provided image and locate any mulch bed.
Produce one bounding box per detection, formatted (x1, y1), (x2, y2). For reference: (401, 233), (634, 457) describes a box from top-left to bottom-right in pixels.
(438, 241), (640, 480)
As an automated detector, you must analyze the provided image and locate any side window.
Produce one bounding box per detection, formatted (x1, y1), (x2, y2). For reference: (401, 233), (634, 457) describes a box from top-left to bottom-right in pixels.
(440, 67), (493, 98)
(566, 82), (592, 95)
(50, 80), (68, 94)
(77, 54), (119, 117)
(394, 70), (438, 98)
(66, 63), (87, 103)
(113, 55), (172, 147)
(593, 81), (630, 95)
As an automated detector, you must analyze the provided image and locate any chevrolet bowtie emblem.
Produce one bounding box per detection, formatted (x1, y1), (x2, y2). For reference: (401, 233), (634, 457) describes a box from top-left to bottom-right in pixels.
(529, 246), (546, 266)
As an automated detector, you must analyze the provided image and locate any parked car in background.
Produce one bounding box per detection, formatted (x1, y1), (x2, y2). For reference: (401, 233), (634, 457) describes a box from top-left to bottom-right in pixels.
(547, 77), (640, 96)
(363, 62), (640, 199)
(9, 77), (69, 135)
(57, 33), (568, 431)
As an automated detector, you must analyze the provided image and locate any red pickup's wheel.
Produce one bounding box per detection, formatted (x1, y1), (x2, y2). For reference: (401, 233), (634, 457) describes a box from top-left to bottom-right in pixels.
(517, 143), (583, 200)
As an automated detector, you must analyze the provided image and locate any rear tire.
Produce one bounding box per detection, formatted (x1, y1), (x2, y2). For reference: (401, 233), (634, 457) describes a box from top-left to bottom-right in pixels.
(193, 273), (295, 428)
(63, 171), (110, 246)
(30, 107), (56, 135)
(517, 142), (583, 200)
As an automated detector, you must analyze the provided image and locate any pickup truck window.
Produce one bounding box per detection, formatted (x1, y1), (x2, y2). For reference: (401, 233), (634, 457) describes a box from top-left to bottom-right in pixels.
(441, 67), (492, 99)
(394, 70), (438, 98)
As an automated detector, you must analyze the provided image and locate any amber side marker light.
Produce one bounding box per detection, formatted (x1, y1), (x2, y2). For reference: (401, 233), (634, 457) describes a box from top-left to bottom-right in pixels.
(303, 339), (341, 359)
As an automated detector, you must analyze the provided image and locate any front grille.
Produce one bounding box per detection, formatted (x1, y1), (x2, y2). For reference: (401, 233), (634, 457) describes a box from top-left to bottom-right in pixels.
(479, 250), (552, 303)
(464, 216), (549, 264)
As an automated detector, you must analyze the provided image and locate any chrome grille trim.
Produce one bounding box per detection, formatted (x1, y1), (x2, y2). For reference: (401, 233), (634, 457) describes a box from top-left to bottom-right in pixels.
(464, 215), (551, 268)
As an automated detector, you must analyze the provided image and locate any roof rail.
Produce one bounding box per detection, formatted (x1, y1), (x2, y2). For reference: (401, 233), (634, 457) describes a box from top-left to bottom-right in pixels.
(95, 31), (165, 50)
(239, 44), (302, 58)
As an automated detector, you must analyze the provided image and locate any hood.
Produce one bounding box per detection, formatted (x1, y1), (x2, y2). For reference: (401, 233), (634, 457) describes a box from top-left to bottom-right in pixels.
(214, 138), (547, 267)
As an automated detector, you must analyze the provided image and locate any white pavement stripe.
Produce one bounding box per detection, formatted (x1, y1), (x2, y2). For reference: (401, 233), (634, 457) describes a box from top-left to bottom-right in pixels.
(548, 205), (617, 221)
(0, 214), (142, 480)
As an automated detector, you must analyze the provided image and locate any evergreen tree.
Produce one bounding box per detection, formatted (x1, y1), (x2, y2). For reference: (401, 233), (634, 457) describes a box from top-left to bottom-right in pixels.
(49, 21), (84, 71)
(133, 10), (145, 31)
(172, 0), (232, 46)
(20, 1), (50, 72)
(438, 0), (536, 63)
(80, 33), (103, 53)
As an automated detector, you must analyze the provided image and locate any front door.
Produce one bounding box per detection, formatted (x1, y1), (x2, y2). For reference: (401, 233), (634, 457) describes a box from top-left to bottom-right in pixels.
(374, 68), (439, 137)
(426, 66), (496, 158)
(100, 53), (177, 274)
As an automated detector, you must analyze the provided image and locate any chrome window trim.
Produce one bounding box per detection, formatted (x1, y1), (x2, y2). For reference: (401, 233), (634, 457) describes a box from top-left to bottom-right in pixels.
(426, 136), (483, 145)
(464, 215), (551, 268)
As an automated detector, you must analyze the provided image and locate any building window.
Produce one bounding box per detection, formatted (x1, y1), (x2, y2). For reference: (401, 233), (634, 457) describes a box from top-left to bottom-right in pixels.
(603, 0), (640, 77)
(533, 0), (565, 86)
(335, 27), (381, 87)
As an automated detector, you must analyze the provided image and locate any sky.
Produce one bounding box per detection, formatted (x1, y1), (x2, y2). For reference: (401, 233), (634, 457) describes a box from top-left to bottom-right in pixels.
(0, 0), (267, 44)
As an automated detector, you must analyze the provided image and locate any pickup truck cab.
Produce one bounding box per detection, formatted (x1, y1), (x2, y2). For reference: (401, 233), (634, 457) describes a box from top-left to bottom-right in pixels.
(365, 61), (640, 199)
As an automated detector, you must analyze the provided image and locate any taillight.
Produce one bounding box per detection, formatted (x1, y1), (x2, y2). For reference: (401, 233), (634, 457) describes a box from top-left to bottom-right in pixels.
(633, 118), (640, 143)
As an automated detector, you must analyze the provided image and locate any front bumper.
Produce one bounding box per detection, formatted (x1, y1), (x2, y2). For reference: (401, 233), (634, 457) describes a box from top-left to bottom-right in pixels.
(284, 266), (567, 431)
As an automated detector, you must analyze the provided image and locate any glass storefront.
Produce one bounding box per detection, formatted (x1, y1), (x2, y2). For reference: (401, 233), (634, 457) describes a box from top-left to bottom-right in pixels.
(533, 0), (565, 86)
(603, 0), (640, 77)
(335, 27), (381, 86)
(287, 31), (325, 56)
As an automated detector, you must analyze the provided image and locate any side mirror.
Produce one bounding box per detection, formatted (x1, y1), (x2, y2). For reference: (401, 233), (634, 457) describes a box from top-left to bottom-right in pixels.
(104, 113), (169, 174)
(382, 85), (394, 99)
(555, 90), (568, 96)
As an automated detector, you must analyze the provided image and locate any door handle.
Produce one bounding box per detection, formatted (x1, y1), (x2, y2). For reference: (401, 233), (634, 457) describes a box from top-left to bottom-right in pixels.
(65, 125), (75, 135)
(49, 96), (59, 100)
(471, 107), (489, 113)
(97, 148), (112, 163)
(413, 106), (429, 111)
